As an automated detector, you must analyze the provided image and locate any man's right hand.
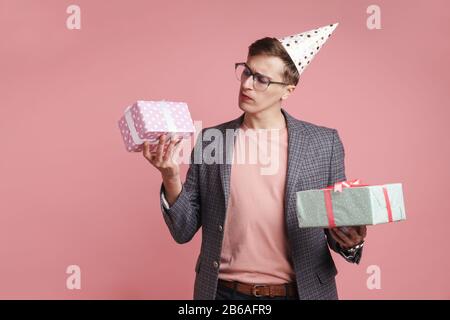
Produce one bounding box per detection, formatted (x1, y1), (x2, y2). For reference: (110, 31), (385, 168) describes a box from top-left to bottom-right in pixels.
(143, 134), (184, 206)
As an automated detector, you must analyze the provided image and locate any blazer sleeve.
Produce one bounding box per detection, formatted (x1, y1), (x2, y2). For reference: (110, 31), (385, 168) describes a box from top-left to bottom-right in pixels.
(324, 129), (363, 264)
(159, 129), (203, 244)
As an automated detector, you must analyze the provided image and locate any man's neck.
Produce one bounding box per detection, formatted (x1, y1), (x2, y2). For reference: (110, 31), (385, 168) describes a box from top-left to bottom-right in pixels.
(242, 107), (287, 130)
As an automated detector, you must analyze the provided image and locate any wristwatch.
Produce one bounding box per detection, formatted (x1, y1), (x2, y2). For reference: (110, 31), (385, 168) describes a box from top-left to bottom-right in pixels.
(340, 241), (364, 262)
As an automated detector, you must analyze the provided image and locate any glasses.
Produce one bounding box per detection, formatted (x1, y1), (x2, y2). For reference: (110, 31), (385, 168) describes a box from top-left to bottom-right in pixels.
(234, 62), (290, 91)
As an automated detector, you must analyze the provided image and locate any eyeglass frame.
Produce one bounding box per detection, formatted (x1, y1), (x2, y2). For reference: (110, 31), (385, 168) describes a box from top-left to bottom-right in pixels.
(235, 62), (291, 91)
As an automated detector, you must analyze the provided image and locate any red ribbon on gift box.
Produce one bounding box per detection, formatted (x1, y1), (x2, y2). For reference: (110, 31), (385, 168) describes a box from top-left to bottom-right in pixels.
(322, 179), (393, 228)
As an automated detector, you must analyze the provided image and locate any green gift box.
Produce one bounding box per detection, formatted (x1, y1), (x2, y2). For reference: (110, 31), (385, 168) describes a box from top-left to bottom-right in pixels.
(296, 181), (407, 228)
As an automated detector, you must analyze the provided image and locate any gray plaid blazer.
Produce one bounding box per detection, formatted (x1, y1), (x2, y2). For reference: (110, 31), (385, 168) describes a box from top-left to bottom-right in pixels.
(159, 108), (362, 300)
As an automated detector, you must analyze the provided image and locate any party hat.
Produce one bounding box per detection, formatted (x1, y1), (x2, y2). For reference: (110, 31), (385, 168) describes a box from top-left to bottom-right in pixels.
(276, 23), (339, 77)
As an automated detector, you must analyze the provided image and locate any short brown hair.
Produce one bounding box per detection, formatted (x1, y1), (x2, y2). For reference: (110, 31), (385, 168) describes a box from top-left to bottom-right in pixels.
(248, 37), (299, 86)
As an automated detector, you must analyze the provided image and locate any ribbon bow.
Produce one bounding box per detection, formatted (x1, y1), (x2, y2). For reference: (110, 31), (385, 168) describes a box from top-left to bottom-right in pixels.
(329, 179), (366, 192)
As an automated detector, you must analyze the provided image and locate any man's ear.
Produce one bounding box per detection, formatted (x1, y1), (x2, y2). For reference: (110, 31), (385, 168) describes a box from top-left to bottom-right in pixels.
(281, 85), (296, 100)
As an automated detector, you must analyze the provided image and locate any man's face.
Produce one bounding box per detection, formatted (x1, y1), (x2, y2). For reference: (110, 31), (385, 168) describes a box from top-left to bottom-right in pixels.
(238, 54), (295, 114)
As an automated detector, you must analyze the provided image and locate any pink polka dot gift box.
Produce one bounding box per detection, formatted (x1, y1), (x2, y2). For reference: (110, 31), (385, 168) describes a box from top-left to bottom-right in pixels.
(118, 100), (195, 152)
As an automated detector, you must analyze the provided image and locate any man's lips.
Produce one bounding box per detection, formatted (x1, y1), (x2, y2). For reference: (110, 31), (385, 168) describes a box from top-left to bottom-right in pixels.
(240, 92), (254, 101)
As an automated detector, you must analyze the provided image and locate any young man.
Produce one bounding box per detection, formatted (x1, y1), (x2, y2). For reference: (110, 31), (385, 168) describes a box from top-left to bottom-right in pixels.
(144, 23), (367, 300)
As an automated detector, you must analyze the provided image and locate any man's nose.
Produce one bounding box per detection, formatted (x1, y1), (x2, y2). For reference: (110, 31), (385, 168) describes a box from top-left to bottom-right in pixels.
(242, 75), (254, 90)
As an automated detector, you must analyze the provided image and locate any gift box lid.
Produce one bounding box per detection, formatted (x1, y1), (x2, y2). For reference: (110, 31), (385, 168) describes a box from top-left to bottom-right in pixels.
(130, 100), (195, 137)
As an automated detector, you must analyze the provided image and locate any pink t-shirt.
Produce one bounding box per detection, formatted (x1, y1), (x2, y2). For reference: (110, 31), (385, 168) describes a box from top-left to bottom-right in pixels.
(218, 122), (295, 284)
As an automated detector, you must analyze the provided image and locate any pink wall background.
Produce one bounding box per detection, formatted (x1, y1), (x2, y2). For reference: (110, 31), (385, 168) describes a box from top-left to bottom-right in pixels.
(1, 0), (449, 299)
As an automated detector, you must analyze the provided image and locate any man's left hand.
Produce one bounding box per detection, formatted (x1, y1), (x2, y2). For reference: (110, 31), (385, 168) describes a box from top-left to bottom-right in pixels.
(329, 226), (367, 250)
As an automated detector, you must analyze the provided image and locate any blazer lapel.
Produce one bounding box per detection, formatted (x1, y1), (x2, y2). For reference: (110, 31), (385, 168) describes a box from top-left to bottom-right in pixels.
(219, 113), (244, 214)
(280, 109), (316, 289)
(282, 108), (311, 206)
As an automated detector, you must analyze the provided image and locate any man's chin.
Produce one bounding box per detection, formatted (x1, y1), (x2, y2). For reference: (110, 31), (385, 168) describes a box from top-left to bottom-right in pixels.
(238, 101), (257, 113)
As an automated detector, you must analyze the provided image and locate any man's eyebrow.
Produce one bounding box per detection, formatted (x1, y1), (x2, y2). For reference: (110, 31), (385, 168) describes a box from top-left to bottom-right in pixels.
(246, 64), (273, 80)
(258, 73), (273, 80)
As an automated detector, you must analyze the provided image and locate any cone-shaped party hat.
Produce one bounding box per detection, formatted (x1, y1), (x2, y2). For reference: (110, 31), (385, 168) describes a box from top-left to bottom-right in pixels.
(276, 23), (339, 77)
